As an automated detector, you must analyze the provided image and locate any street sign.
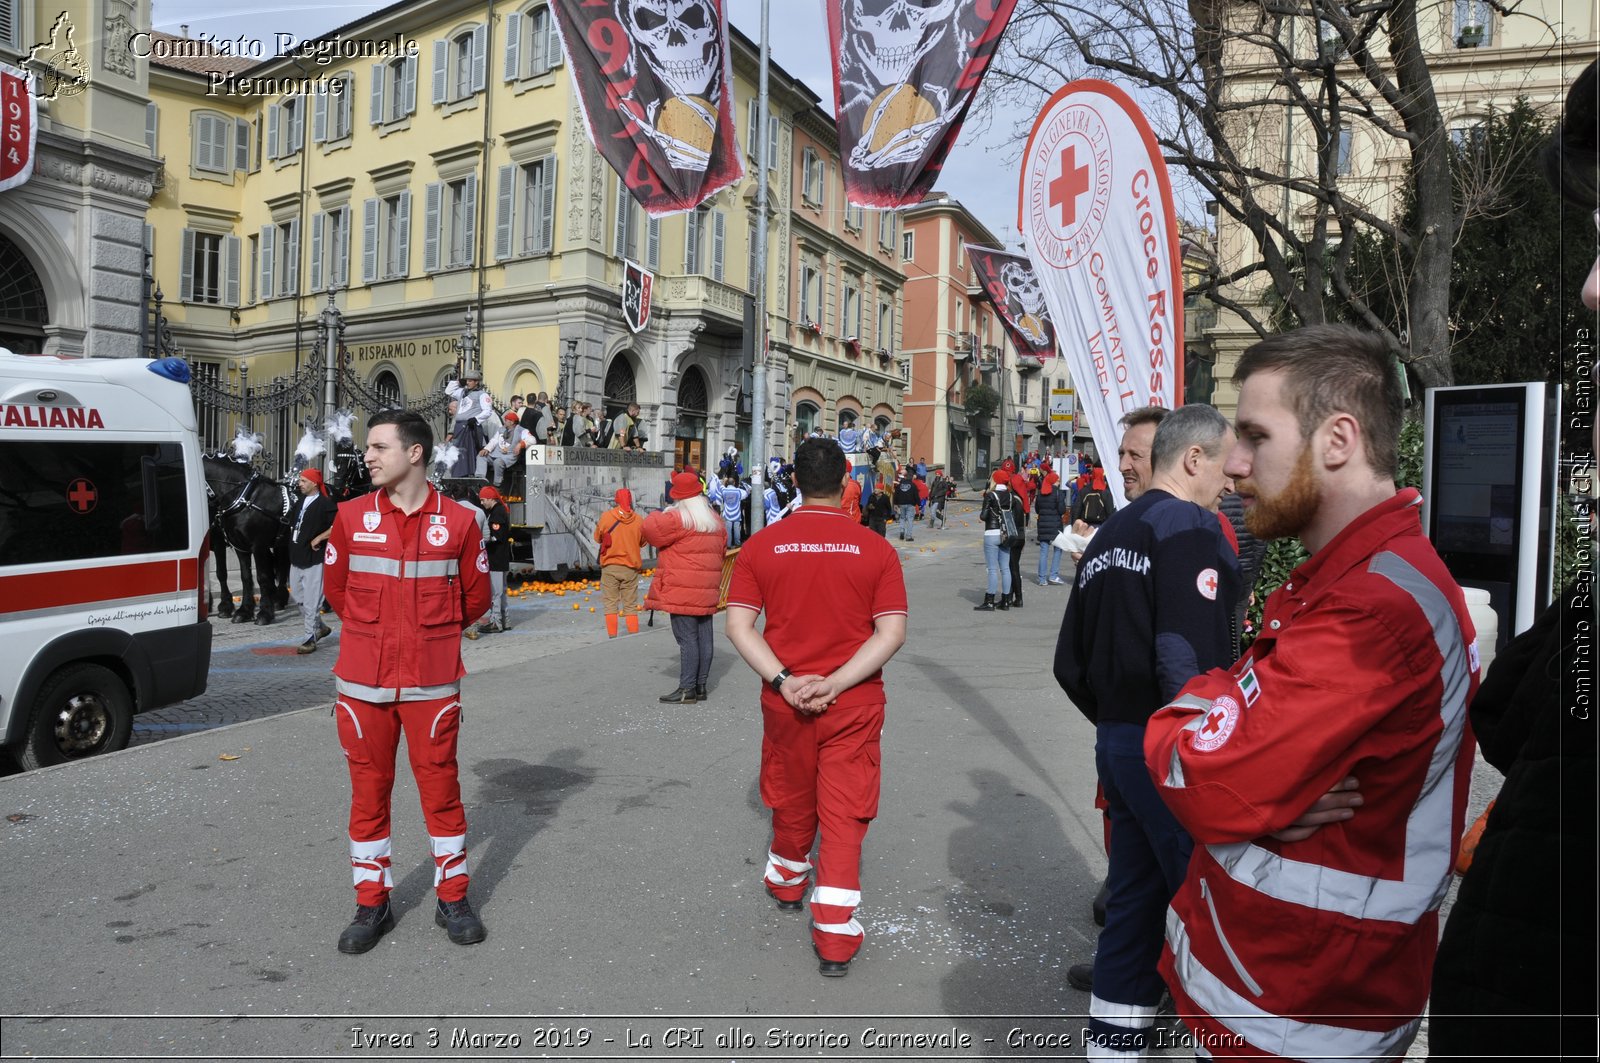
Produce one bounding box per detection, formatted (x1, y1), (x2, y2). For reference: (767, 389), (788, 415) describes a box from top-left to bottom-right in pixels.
(1050, 387), (1076, 433)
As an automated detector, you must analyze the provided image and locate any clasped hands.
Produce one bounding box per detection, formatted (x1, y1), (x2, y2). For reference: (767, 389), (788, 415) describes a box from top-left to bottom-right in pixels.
(780, 674), (840, 715)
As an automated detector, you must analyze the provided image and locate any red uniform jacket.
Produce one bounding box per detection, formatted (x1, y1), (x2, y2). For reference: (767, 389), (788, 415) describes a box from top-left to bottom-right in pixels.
(641, 509), (725, 616)
(324, 485), (491, 702)
(1144, 490), (1479, 1060)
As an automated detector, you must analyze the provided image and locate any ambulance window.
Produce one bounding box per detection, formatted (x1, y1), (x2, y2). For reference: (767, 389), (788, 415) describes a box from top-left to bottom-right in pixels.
(0, 443), (190, 566)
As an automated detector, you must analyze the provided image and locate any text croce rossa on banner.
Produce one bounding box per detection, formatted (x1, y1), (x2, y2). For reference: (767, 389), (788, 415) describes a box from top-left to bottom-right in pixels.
(828, 0), (1019, 210)
(1020, 80), (1182, 508)
(552, 0), (744, 216)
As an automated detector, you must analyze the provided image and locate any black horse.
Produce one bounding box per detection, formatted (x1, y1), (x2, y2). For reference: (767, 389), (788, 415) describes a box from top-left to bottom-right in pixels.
(328, 444), (374, 503)
(203, 455), (291, 625)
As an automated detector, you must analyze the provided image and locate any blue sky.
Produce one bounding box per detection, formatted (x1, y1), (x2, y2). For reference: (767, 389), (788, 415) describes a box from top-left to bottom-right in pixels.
(148, 0), (1024, 246)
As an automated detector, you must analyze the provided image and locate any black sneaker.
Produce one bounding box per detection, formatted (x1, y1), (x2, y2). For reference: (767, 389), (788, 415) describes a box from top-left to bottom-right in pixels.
(435, 897), (486, 945)
(658, 687), (699, 704)
(337, 901), (395, 954)
(813, 943), (851, 978)
(1068, 962), (1093, 992)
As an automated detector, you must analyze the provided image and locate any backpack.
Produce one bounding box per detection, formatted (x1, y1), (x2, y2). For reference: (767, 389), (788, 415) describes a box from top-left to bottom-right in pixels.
(595, 415), (615, 449)
(1082, 491), (1108, 525)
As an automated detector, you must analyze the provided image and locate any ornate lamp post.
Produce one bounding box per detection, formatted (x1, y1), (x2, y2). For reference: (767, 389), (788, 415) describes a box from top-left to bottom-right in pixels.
(557, 336), (577, 409)
(318, 288), (345, 478)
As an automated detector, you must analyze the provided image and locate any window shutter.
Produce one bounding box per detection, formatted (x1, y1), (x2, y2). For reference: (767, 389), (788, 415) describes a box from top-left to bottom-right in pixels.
(337, 79), (353, 138)
(548, 8), (562, 66)
(645, 215), (660, 270)
(145, 102), (159, 156)
(234, 117), (248, 170)
(495, 163), (515, 261)
(746, 98), (758, 159)
(315, 89), (329, 143)
(424, 181), (442, 273)
(614, 183), (628, 257)
(309, 212), (324, 293)
(179, 229), (195, 302)
(403, 56), (418, 114)
(432, 40), (447, 104)
(470, 24), (487, 94)
(463, 173), (478, 266)
(504, 11), (522, 80)
(395, 190), (412, 274)
(224, 235), (241, 307)
(538, 156), (557, 252)
(362, 198), (379, 283)
(370, 64), (385, 125)
(259, 225), (274, 298)
(768, 115), (779, 171)
(684, 210), (699, 273)
(336, 206), (351, 287)
(711, 211), (725, 282)
(285, 219), (301, 295)
(266, 105), (279, 161)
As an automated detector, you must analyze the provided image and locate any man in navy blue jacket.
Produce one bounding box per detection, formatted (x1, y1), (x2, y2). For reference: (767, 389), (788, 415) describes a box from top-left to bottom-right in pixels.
(1053, 403), (1239, 1061)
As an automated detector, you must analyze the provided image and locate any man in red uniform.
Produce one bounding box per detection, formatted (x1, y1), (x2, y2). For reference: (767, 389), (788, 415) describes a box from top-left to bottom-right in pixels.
(323, 409), (492, 954)
(1144, 325), (1480, 1059)
(725, 438), (907, 978)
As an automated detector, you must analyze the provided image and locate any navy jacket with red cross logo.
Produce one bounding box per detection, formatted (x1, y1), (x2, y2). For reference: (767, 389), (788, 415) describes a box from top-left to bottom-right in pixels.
(323, 484), (491, 702)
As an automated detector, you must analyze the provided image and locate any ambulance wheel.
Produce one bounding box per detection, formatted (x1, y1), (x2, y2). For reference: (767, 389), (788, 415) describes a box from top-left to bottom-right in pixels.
(19, 664), (134, 770)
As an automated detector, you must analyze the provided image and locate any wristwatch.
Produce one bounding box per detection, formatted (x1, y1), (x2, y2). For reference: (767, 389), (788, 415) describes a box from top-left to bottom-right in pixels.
(770, 668), (793, 694)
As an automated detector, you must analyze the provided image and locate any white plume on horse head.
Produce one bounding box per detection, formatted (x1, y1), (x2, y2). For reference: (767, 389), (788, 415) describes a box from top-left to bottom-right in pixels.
(294, 428), (327, 464)
(229, 427), (264, 462)
(431, 443), (460, 472)
(328, 409), (356, 444)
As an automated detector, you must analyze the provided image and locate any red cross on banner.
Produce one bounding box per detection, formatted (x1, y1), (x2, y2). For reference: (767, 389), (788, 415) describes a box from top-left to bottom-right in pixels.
(0, 62), (37, 194)
(67, 478), (97, 514)
(1049, 146), (1090, 226)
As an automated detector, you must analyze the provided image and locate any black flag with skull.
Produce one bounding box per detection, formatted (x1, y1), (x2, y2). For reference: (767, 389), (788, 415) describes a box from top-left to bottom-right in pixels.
(552, 0), (743, 216)
(828, 0), (1019, 209)
(967, 244), (1058, 362)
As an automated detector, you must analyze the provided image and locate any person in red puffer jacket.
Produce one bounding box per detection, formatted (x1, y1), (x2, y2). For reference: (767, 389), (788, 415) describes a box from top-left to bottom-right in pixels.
(644, 470), (726, 704)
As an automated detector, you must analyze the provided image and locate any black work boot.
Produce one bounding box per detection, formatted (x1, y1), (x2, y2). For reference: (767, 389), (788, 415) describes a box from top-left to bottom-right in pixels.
(1011, 587), (1024, 609)
(996, 593), (1011, 611)
(973, 594), (995, 611)
(694, 684), (708, 701)
(435, 897), (486, 945)
(337, 900), (395, 954)
(659, 687), (699, 704)
(1068, 962), (1093, 992)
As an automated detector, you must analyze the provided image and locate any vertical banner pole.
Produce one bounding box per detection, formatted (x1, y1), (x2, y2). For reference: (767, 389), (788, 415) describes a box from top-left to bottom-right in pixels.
(749, 0), (771, 532)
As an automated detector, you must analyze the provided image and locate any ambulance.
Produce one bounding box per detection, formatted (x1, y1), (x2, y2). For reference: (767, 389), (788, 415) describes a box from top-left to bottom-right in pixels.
(0, 350), (212, 769)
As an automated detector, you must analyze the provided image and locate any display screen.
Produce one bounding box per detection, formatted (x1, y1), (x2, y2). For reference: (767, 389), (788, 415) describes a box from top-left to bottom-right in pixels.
(1430, 394), (1525, 558)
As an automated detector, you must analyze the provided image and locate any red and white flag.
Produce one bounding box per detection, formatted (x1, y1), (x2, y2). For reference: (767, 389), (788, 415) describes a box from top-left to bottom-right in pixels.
(966, 244), (1057, 365)
(828, 0), (1019, 209)
(1019, 79), (1182, 507)
(0, 62), (36, 193)
(551, 0), (743, 217)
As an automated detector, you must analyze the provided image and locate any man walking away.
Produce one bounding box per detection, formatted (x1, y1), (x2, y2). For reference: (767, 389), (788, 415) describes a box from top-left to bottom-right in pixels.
(1053, 404), (1239, 1060)
(891, 471), (919, 541)
(323, 410), (492, 954)
(1145, 326), (1480, 1061)
(289, 468), (336, 653)
(594, 488), (644, 637)
(725, 438), (907, 978)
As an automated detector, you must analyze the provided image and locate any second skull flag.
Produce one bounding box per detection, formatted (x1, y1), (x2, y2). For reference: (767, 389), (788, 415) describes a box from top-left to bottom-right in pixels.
(828, 0), (1019, 210)
(967, 245), (1058, 364)
(552, 0), (744, 216)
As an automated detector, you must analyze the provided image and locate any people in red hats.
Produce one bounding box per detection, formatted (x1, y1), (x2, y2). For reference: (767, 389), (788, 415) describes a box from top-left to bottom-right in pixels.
(594, 487), (644, 637)
(473, 485), (512, 632)
(725, 438), (908, 978)
(322, 409), (492, 954)
(643, 471), (724, 703)
(289, 467), (337, 653)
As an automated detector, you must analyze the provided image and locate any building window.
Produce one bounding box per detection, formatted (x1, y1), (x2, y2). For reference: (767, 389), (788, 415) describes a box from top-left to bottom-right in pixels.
(191, 112), (230, 174)
(179, 230), (240, 306)
(837, 408), (858, 431)
(878, 210), (895, 249)
(247, 234), (259, 303)
(1454, 0), (1493, 46)
(1450, 121), (1487, 157)
(799, 263), (821, 327)
(746, 98), (778, 168)
(802, 147), (825, 206)
(877, 298), (894, 349)
(646, 216), (661, 271)
(506, 4), (563, 80)
(746, 211), (759, 285)
(845, 202), (863, 230)
(310, 206), (351, 293)
(372, 369), (403, 409)
(900, 230), (914, 260)
(795, 400), (820, 437)
(423, 177), (477, 271)
(259, 219), (301, 299)
(434, 26), (487, 104)
(614, 180), (640, 260)
(1333, 125), (1353, 177)
(494, 156), (558, 259)
(1020, 374), (1029, 405)
(372, 56), (418, 125)
(267, 98), (304, 160)
(145, 103), (160, 157)
(842, 277), (862, 340)
(685, 207), (706, 274)
(710, 211), (725, 282)
(362, 191), (413, 282)
(234, 117), (249, 170)
(313, 76), (354, 143)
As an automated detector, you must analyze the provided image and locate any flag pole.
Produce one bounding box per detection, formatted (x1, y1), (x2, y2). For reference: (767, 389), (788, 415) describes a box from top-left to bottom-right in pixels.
(748, 0), (771, 531)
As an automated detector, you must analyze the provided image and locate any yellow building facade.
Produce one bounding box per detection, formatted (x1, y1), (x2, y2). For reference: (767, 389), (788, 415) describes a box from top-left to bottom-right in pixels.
(139, 1), (902, 471)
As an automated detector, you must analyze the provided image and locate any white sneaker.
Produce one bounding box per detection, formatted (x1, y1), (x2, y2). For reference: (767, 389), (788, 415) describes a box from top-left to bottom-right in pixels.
(1049, 576), (1066, 585)
(1038, 579), (1049, 587)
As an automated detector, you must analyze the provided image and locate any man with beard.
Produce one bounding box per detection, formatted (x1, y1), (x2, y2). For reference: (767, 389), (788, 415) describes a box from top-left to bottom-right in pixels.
(1053, 404), (1239, 1059)
(1144, 325), (1480, 1060)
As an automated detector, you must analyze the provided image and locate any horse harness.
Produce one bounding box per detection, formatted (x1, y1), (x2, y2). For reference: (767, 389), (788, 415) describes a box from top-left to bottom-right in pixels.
(207, 469), (295, 526)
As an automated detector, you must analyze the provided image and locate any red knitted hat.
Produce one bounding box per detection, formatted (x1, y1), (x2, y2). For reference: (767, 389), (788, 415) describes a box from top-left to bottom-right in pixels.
(670, 471), (702, 500)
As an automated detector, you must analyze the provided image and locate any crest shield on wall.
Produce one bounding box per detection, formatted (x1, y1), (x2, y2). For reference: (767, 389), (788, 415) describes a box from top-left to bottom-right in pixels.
(623, 260), (654, 333)
(967, 245), (1058, 361)
(552, 0), (744, 216)
(827, 0), (1019, 209)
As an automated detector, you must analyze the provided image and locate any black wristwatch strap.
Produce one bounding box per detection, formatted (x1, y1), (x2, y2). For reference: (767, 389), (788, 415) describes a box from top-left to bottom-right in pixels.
(770, 668), (793, 693)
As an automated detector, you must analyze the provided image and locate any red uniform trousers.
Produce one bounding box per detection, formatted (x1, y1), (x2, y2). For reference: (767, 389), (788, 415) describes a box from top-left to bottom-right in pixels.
(760, 699), (883, 963)
(335, 694), (469, 906)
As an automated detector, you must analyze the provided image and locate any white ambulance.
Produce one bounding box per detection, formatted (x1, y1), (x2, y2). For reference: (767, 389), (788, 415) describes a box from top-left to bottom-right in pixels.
(0, 350), (212, 769)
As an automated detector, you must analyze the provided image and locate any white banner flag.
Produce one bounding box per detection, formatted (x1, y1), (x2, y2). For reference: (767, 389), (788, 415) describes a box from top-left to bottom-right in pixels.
(1019, 80), (1182, 509)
